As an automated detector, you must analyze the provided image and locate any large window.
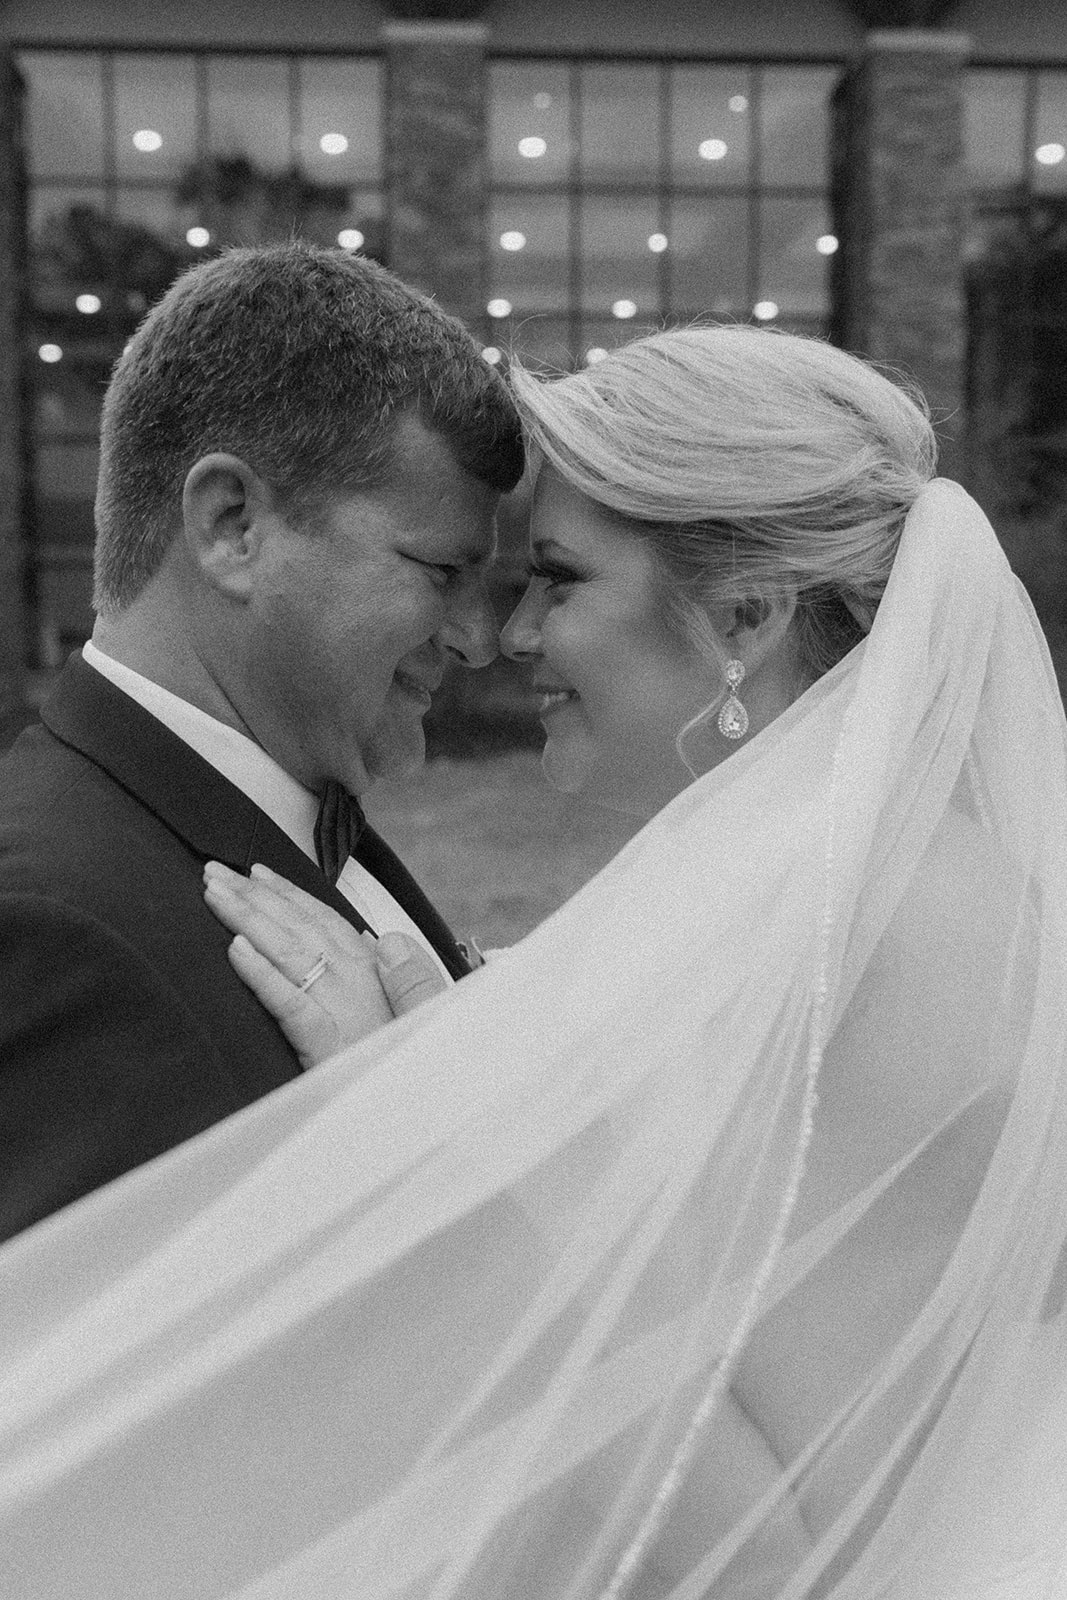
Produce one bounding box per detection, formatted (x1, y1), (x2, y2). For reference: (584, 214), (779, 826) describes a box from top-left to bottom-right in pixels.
(486, 57), (839, 371)
(965, 64), (1067, 202)
(21, 47), (382, 663)
(964, 63), (1067, 534)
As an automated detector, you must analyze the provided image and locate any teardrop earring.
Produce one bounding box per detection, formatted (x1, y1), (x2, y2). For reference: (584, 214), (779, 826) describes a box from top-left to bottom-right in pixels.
(717, 659), (749, 740)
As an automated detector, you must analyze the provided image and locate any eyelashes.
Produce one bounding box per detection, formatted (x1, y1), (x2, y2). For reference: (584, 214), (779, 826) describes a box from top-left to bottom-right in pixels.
(412, 558), (462, 587)
(526, 561), (577, 590)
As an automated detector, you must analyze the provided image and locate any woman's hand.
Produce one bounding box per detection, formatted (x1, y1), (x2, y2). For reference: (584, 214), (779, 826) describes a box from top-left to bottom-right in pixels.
(203, 861), (447, 1069)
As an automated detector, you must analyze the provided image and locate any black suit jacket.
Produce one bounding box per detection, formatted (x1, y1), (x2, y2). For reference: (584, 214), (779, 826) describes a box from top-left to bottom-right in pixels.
(0, 654), (469, 1241)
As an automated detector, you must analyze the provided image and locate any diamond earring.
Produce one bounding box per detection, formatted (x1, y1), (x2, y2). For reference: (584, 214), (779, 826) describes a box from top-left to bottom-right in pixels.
(717, 659), (749, 740)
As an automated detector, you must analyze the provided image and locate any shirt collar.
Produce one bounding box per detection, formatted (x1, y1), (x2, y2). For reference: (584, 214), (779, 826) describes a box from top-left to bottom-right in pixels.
(82, 641), (319, 861)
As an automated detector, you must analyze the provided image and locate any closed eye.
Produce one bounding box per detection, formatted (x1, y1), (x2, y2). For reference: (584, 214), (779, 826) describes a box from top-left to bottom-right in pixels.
(413, 558), (463, 587)
(526, 560), (577, 591)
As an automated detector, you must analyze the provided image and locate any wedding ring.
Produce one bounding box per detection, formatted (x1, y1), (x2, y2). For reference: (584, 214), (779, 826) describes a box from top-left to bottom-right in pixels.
(297, 952), (329, 993)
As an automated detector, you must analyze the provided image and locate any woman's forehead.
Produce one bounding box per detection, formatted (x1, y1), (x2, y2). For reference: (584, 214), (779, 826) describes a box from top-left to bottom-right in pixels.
(529, 468), (628, 552)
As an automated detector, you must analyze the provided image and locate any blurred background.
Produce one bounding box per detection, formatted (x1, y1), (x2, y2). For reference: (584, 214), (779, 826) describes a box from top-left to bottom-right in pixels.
(0, 0), (1064, 939)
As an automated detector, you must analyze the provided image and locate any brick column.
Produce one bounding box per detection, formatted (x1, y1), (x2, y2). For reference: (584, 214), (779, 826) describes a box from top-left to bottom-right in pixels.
(382, 19), (488, 332)
(382, 18), (528, 752)
(831, 30), (971, 478)
(0, 50), (31, 746)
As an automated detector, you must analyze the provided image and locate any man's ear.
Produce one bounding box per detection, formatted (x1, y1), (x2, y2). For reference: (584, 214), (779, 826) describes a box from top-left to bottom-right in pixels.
(181, 453), (275, 599)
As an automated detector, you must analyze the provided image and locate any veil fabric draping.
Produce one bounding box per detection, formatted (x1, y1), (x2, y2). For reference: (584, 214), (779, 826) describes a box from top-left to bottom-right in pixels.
(2, 479), (1067, 1599)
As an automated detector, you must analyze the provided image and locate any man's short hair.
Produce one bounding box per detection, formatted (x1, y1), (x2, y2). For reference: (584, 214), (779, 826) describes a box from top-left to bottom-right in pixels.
(93, 242), (525, 613)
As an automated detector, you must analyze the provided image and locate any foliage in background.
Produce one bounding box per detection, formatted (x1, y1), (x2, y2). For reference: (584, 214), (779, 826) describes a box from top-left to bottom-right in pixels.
(967, 195), (1067, 675)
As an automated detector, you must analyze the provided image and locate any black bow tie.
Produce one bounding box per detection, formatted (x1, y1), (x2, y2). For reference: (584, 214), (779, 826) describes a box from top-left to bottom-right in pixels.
(314, 780), (367, 884)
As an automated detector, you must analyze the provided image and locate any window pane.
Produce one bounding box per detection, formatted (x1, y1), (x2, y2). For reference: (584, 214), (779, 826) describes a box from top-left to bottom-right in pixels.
(490, 194), (570, 314)
(30, 185), (109, 272)
(333, 190), (385, 260)
(21, 51), (105, 180)
(29, 189), (166, 333)
(177, 163), (359, 251)
(299, 57), (382, 185)
(579, 195), (661, 317)
(667, 195), (749, 317)
(489, 62), (571, 187)
(671, 65), (751, 187)
(1034, 72), (1067, 195)
(103, 191), (191, 310)
(508, 316), (574, 372)
(34, 347), (109, 440)
(758, 196), (832, 318)
(760, 66), (836, 187)
(580, 316), (647, 363)
(966, 71), (1027, 190)
(115, 185), (188, 247)
(114, 53), (198, 180)
(580, 64), (660, 184)
(206, 56), (292, 169)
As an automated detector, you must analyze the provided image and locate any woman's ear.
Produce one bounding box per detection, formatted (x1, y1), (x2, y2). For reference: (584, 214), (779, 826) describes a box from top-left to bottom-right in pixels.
(724, 591), (798, 672)
(181, 454), (274, 599)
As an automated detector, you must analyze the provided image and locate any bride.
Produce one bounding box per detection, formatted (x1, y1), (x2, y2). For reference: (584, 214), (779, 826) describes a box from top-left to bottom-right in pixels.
(3, 326), (1067, 1600)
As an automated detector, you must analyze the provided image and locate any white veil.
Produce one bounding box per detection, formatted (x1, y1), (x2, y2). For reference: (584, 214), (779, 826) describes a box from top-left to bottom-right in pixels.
(2, 479), (1067, 1598)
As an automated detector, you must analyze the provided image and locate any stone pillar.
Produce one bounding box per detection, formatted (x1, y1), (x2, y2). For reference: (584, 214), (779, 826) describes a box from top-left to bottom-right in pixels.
(0, 50), (31, 746)
(382, 19), (488, 333)
(383, 17), (525, 752)
(831, 30), (971, 479)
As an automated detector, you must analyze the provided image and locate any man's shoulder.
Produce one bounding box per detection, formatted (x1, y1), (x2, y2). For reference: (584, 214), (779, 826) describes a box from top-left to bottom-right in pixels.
(0, 715), (203, 927)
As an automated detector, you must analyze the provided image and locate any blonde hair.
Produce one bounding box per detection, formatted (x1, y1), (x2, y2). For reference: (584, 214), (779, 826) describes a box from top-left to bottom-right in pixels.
(509, 325), (937, 681)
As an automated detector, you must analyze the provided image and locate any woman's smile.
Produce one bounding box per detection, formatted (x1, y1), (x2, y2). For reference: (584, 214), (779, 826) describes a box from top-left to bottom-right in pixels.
(536, 685), (579, 718)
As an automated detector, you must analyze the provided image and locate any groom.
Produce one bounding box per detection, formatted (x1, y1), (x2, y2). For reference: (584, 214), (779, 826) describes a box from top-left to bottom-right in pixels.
(0, 243), (523, 1242)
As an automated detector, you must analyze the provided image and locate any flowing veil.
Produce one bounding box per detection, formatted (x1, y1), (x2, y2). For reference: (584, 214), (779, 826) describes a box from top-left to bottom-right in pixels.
(2, 479), (1067, 1598)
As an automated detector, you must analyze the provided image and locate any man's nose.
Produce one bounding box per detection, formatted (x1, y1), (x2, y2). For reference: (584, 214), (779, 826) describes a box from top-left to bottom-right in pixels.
(439, 582), (500, 670)
(500, 584), (541, 662)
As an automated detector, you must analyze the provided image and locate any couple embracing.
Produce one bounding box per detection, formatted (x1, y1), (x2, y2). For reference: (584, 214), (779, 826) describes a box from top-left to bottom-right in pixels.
(2, 242), (1066, 1600)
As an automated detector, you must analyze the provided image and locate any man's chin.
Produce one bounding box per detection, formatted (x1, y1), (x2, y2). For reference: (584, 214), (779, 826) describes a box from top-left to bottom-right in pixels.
(363, 723), (428, 783)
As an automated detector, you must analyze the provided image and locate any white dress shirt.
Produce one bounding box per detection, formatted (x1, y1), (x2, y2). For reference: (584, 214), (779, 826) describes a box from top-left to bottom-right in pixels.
(82, 642), (453, 982)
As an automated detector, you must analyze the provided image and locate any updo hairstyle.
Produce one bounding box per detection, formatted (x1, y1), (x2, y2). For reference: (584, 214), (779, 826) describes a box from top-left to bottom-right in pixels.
(508, 326), (937, 685)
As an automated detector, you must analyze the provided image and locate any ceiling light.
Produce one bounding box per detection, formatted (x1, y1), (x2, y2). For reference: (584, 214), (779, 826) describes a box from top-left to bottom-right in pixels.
(698, 139), (728, 161)
(487, 298), (513, 318)
(320, 133), (349, 155)
(132, 129), (162, 152)
(518, 136), (547, 159)
(337, 229), (365, 250)
(186, 226), (211, 248)
(75, 293), (102, 314)
(500, 230), (527, 251)
(612, 299), (637, 319)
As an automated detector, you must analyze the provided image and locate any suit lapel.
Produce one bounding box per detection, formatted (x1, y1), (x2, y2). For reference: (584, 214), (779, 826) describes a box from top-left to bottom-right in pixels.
(43, 655), (472, 975)
(355, 826), (472, 981)
(41, 655), (373, 935)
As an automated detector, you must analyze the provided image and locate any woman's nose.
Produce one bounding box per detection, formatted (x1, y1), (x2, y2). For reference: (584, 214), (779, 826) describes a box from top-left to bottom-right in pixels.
(500, 584), (542, 661)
